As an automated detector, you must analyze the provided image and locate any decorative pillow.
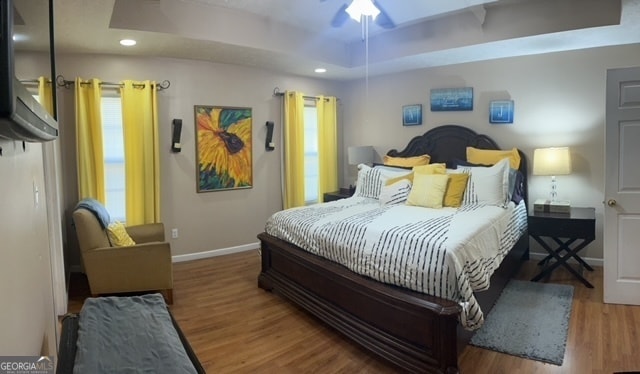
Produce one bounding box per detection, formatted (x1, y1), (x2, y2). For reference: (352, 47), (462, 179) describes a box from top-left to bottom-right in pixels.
(383, 154), (431, 167)
(379, 179), (412, 206)
(406, 173), (450, 209)
(466, 147), (521, 170)
(456, 158), (511, 207)
(452, 159), (522, 204)
(385, 172), (414, 186)
(106, 221), (136, 247)
(373, 164), (414, 178)
(443, 173), (469, 208)
(412, 163), (446, 175)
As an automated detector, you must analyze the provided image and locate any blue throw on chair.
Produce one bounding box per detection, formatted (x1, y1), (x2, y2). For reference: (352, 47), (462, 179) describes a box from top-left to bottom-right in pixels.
(75, 198), (110, 229)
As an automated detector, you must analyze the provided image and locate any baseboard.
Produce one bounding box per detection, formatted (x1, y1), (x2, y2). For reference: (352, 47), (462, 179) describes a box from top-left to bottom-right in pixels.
(171, 242), (259, 263)
(529, 251), (603, 267)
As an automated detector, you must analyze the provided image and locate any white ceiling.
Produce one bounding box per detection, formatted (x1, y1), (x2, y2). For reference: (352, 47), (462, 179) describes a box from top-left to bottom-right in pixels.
(18, 0), (640, 80)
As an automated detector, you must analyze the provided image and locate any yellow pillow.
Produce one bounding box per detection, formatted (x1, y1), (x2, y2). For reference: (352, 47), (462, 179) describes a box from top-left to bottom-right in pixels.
(443, 173), (470, 207)
(406, 173), (450, 209)
(385, 172), (414, 186)
(106, 221), (136, 247)
(412, 163), (446, 175)
(466, 147), (521, 169)
(383, 154), (430, 167)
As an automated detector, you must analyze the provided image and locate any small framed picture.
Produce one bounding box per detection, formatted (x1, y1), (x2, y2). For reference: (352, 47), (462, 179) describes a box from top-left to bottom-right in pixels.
(489, 100), (514, 124)
(402, 104), (422, 126)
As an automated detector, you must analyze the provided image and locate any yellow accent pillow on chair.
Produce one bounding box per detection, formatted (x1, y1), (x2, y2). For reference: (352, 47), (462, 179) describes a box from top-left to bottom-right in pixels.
(106, 221), (136, 247)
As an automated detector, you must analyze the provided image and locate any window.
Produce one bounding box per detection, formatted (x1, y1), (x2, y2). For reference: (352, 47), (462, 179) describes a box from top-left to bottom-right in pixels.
(303, 104), (319, 204)
(102, 97), (126, 222)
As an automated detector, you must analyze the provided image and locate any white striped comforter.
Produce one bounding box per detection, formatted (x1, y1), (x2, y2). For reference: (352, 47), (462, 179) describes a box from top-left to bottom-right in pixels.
(265, 197), (528, 330)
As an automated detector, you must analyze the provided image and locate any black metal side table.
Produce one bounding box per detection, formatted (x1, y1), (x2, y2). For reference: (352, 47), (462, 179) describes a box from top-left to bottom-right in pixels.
(528, 207), (596, 288)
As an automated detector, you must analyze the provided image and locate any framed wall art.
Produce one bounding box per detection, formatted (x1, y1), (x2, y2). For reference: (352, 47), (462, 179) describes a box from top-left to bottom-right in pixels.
(402, 104), (422, 126)
(430, 87), (473, 111)
(489, 100), (514, 124)
(194, 105), (253, 192)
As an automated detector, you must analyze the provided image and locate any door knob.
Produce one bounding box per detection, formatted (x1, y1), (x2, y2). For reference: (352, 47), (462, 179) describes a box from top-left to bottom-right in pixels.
(607, 199), (617, 206)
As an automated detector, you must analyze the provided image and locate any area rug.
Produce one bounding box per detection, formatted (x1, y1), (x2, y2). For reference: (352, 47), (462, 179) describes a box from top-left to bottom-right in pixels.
(470, 279), (574, 365)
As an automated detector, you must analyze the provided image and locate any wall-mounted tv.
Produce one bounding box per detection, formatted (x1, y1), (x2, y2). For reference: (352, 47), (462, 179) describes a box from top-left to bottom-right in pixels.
(0, 0), (58, 142)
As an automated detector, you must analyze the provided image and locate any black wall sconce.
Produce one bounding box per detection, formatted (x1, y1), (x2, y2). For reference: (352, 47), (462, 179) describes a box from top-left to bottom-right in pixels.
(171, 119), (182, 153)
(265, 121), (275, 151)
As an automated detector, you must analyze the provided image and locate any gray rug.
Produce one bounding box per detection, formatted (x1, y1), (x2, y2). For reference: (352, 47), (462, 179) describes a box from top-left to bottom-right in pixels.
(470, 279), (574, 365)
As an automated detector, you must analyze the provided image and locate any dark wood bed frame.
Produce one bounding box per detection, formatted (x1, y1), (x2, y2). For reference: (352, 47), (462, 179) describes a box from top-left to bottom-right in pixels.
(258, 125), (529, 373)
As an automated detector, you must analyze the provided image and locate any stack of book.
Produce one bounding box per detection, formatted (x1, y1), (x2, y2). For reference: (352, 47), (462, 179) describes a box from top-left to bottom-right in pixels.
(533, 199), (571, 214)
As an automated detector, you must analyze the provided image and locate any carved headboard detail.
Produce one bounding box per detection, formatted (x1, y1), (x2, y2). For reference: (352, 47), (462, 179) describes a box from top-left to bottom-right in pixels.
(386, 124), (528, 204)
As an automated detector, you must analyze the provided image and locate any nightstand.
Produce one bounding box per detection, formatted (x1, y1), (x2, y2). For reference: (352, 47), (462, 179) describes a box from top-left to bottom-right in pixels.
(529, 207), (596, 288)
(323, 188), (354, 202)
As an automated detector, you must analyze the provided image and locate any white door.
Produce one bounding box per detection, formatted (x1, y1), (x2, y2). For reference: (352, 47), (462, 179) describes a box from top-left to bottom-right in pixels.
(604, 67), (640, 304)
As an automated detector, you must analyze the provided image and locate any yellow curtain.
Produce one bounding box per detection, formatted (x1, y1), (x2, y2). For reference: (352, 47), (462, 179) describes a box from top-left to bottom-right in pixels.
(316, 96), (338, 202)
(283, 91), (306, 209)
(37, 76), (54, 115)
(120, 80), (160, 225)
(75, 78), (106, 202)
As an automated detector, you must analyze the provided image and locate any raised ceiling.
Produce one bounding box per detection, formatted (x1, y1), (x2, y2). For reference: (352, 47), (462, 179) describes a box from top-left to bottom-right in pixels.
(40, 0), (640, 79)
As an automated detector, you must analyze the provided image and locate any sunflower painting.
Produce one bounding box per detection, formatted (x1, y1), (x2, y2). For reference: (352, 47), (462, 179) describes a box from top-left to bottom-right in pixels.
(195, 105), (252, 192)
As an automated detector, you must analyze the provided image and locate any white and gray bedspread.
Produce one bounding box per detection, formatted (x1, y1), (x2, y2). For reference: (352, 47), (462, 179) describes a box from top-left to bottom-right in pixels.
(73, 294), (197, 374)
(265, 197), (528, 330)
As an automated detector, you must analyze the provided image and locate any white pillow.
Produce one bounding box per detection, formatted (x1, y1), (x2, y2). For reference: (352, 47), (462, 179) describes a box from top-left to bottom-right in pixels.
(354, 164), (385, 199)
(355, 164), (411, 199)
(455, 158), (510, 207)
(379, 179), (412, 206)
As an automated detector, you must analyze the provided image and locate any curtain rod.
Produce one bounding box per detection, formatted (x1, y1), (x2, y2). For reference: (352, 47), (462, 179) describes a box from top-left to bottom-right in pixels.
(272, 87), (339, 102)
(55, 75), (171, 91)
(19, 78), (52, 85)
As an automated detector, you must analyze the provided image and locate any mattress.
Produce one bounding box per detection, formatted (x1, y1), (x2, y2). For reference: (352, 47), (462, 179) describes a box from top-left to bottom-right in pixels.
(265, 197), (528, 330)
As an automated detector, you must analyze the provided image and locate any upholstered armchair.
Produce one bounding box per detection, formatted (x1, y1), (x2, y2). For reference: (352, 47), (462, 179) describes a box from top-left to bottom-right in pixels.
(72, 208), (174, 304)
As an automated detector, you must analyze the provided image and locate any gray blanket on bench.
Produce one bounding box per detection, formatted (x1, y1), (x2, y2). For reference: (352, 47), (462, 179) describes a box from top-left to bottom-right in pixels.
(73, 294), (197, 374)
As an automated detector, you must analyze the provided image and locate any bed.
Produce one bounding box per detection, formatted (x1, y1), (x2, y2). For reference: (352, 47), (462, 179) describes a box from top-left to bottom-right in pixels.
(258, 124), (529, 373)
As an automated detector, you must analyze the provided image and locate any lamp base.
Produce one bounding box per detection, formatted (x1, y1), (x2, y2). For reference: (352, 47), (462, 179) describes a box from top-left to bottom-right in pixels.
(534, 199), (571, 214)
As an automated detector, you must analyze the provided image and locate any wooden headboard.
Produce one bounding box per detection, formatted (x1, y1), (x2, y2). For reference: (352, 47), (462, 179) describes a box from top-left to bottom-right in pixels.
(386, 124), (528, 204)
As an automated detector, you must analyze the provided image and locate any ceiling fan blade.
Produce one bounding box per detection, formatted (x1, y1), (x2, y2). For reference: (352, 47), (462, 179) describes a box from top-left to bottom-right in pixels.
(331, 4), (350, 28)
(373, 1), (395, 29)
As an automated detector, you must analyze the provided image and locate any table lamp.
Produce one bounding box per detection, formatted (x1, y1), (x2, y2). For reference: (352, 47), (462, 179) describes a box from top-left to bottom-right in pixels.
(347, 145), (374, 191)
(532, 147), (572, 212)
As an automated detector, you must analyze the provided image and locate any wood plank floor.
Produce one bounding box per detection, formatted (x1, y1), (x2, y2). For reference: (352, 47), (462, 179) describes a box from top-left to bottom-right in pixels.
(68, 250), (640, 373)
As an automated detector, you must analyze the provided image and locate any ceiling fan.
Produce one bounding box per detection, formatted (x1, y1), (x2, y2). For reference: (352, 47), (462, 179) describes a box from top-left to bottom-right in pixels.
(324, 0), (396, 29)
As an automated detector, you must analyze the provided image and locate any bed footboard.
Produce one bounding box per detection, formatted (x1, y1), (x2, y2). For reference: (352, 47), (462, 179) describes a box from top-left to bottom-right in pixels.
(258, 232), (461, 374)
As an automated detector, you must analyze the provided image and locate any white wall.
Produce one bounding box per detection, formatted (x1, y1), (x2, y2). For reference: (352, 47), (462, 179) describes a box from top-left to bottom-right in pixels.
(55, 54), (345, 265)
(341, 43), (640, 260)
(0, 140), (58, 356)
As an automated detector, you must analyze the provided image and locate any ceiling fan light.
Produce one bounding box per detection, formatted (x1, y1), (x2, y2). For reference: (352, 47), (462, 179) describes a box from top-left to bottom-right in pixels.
(345, 0), (380, 22)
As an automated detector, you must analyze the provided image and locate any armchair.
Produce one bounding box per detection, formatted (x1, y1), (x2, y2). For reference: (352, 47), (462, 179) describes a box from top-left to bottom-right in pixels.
(72, 208), (174, 304)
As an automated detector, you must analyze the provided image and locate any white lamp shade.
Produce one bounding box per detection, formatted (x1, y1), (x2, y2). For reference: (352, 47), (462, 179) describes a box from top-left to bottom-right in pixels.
(533, 147), (572, 176)
(348, 146), (374, 165)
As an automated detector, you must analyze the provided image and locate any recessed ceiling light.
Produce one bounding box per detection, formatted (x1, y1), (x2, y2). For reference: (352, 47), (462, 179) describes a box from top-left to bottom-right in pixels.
(120, 39), (137, 46)
(314, 68), (327, 73)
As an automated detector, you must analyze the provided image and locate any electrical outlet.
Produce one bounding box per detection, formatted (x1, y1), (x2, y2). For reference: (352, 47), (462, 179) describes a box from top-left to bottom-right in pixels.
(171, 228), (179, 239)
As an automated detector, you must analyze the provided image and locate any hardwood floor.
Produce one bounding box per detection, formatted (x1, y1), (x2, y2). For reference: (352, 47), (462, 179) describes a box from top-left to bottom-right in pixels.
(67, 250), (640, 373)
